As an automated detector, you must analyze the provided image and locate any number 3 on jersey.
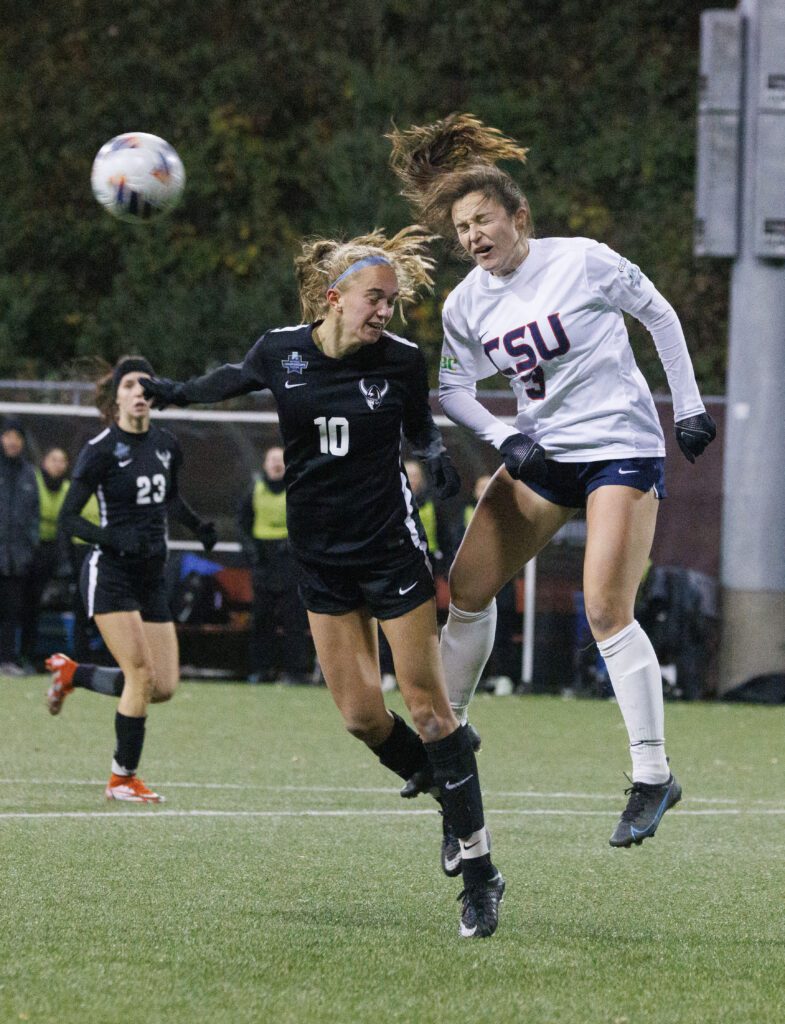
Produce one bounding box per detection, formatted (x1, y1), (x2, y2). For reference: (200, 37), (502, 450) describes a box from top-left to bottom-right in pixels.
(314, 416), (349, 457)
(136, 474), (166, 504)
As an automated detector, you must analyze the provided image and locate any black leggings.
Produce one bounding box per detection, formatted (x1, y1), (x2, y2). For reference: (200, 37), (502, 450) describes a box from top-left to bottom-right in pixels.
(0, 575), (25, 661)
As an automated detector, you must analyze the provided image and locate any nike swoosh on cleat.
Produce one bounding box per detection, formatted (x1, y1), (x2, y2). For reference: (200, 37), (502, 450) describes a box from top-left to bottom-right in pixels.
(284, 381), (307, 389)
(398, 582), (417, 595)
(445, 774), (474, 791)
(444, 852), (462, 870)
(630, 792), (674, 840)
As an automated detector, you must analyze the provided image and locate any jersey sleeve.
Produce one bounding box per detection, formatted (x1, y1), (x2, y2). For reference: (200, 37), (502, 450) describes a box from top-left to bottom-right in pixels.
(439, 301), (499, 387)
(401, 346), (445, 460)
(584, 243), (706, 421)
(71, 441), (107, 492)
(438, 299), (519, 448)
(179, 335), (269, 404)
(165, 430), (184, 502)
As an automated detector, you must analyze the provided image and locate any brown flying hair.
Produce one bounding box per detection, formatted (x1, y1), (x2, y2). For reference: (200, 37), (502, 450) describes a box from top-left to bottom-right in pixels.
(386, 113), (532, 248)
(294, 225), (437, 322)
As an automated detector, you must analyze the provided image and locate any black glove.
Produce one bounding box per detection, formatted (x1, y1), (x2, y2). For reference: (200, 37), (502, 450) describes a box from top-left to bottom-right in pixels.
(106, 526), (150, 558)
(675, 412), (716, 464)
(196, 521), (218, 553)
(425, 452), (461, 500)
(141, 376), (186, 410)
(499, 432), (548, 485)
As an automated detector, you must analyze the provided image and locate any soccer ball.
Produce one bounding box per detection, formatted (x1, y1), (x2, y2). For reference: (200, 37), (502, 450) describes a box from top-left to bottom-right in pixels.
(90, 132), (185, 222)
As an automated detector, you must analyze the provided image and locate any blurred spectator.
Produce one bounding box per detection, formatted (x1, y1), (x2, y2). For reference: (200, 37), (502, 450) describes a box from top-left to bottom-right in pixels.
(19, 447), (72, 669)
(0, 418), (40, 675)
(237, 445), (313, 684)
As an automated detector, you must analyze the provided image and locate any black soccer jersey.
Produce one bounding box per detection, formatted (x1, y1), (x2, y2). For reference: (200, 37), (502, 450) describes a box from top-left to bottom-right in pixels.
(71, 423), (183, 558)
(180, 323), (444, 565)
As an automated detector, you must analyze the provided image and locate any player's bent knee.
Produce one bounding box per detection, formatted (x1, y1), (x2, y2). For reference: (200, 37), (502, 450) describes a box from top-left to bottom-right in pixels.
(410, 708), (449, 744)
(149, 682), (178, 703)
(344, 713), (390, 747)
(584, 598), (631, 641)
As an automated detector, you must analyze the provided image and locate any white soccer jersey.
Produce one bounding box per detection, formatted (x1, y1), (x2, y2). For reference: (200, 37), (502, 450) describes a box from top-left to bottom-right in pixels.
(439, 237), (705, 461)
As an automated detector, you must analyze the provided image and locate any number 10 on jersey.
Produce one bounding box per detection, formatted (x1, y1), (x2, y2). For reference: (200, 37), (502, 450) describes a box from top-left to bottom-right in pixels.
(314, 416), (349, 456)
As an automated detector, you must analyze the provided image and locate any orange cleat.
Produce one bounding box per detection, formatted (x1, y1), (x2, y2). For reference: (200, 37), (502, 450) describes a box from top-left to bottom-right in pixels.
(45, 653), (77, 716)
(105, 773), (164, 803)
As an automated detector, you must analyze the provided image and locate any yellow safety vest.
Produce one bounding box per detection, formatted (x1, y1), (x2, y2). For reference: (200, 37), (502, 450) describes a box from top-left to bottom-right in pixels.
(418, 499), (438, 554)
(73, 493), (102, 546)
(35, 472), (70, 542)
(252, 479), (288, 540)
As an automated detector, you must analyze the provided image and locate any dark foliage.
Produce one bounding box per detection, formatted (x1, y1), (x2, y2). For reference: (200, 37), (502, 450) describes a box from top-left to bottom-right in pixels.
(0, 0), (732, 390)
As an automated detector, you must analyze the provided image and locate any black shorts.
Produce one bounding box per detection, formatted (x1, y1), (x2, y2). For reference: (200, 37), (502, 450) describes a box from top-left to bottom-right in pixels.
(296, 545), (435, 620)
(526, 457), (666, 509)
(80, 548), (172, 623)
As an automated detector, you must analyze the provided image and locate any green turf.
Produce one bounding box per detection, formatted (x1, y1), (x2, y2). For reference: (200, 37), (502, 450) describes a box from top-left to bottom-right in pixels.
(1, 678), (784, 1024)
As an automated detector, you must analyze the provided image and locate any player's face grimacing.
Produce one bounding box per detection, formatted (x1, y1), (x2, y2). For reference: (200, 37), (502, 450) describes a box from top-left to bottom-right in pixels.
(116, 371), (152, 430)
(329, 265), (399, 346)
(452, 191), (529, 277)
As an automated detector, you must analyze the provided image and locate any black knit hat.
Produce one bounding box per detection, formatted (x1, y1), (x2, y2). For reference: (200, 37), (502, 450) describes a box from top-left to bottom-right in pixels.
(112, 357), (155, 396)
(1, 416), (26, 439)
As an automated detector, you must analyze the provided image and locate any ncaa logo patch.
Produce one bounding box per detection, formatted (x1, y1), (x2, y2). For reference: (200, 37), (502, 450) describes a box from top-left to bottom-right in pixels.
(281, 351), (308, 375)
(359, 379), (389, 410)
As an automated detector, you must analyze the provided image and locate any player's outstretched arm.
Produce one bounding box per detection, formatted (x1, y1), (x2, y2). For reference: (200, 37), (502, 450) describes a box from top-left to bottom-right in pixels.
(143, 362), (263, 409)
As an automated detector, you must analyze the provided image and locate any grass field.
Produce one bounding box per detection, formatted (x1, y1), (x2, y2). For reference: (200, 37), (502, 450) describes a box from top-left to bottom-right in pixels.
(1, 677), (784, 1024)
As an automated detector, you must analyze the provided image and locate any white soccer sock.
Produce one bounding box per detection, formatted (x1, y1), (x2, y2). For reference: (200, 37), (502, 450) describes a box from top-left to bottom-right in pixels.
(597, 620), (670, 785)
(440, 600), (497, 724)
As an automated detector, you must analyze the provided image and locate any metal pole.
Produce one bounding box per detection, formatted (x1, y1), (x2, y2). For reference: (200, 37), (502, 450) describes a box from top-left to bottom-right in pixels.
(521, 556), (536, 687)
(719, 0), (785, 692)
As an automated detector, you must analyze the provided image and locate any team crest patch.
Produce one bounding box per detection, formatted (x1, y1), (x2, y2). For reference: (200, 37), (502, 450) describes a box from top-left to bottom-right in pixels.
(359, 378), (389, 410)
(281, 351), (308, 376)
(113, 441), (131, 461)
(156, 449), (172, 470)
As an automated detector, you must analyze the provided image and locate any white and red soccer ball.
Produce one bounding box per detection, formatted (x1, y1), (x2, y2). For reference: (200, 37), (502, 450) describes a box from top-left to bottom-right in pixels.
(91, 132), (185, 222)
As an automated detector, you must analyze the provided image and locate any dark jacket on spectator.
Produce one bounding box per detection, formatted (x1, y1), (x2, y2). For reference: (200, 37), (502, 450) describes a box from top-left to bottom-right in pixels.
(0, 446), (40, 576)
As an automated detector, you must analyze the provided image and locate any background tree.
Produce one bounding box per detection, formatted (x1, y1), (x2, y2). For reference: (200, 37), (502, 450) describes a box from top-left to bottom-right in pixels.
(0, 0), (732, 390)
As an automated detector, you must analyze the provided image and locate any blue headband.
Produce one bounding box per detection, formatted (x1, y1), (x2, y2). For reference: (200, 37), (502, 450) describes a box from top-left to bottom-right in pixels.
(328, 255), (392, 291)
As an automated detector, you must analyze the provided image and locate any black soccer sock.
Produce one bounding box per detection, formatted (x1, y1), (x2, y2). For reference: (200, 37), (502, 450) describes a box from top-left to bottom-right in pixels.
(425, 723), (485, 840)
(113, 712), (146, 775)
(371, 711), (431, 783)
(74, 664), (125, 697)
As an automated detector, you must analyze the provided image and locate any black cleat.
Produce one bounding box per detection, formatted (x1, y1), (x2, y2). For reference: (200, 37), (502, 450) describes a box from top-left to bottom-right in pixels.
(440, 811), (462, 877)
(458, 871), (505, 938)
(400, 767), (434, 799)
(466, 722), (482, 752)
(609, 774), (682, 847)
